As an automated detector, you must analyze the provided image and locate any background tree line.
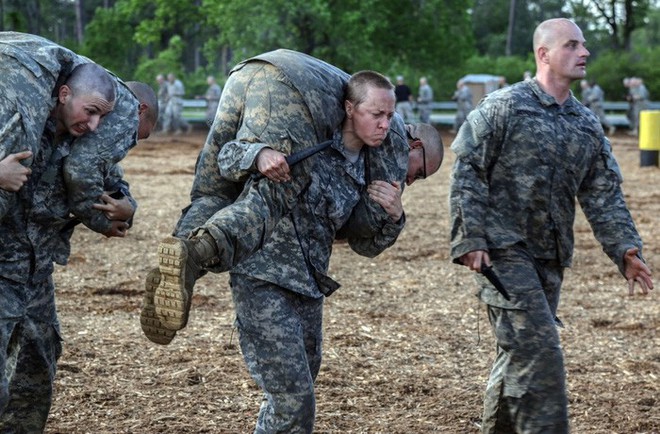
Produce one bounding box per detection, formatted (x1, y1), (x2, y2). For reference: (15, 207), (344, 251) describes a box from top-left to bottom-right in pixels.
(1, 0), (658, 101)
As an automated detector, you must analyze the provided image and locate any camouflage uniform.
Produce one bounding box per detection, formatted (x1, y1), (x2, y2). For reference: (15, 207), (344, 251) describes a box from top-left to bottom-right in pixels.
(583, 84), (613, 132)
(159, 50), (407, 432)
(204, 81), (222, 127)
(452, 84), (473, 132)
(0, 118), (135, 430)
(0, 31), (140, 236)
(174, 49), (407, 267)
(629, 81), (650, 133)
(417, 82), (433, 124)
(449, 78), (644, 433)
(0, 32), (74, 219)
(221, 130), (403, 432)
(0, 120), (68, 431)
(156, 79), (168, 130)
(162, 77), (189, 133)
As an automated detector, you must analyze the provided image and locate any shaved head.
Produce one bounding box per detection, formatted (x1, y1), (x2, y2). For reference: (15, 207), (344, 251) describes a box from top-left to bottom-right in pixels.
(533, 18), (576, 53)
(66, 63), (116, 103)
(409, 123), (443, 174)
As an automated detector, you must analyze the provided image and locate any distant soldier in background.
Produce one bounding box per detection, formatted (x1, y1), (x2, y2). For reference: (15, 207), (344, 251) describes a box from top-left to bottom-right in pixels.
(394, 75), (415, 122)
(417, 76), (434, 123)
(201, 75), (222, 127)
(155, 74), (168, 131)
(580, 79), (615, 136)
(628, 77), (650, 136)
(452, 79), (473, 133)
(162, 72), (191, 135)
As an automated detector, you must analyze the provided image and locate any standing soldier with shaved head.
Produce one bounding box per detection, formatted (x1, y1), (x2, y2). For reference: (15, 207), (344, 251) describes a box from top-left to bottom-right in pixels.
(449, 18), (653, 433)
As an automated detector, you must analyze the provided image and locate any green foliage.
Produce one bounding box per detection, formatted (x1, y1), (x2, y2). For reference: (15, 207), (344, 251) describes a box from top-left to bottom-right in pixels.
(20, 0), (658, 102)
(79, 6), (139, 79)
(472, 0), (566, 57)
(585, 46), (660, 100)
(199, 0), (474, 105)
(133, 35), (186, 87)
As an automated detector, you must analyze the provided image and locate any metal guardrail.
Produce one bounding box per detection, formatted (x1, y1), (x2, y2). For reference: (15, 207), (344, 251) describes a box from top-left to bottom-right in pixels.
(183, 99), (659, 127)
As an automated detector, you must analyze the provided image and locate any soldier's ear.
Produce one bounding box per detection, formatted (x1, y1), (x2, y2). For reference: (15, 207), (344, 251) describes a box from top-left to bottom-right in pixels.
(58, 85), (72, 104)
(345, 100), (354, 118)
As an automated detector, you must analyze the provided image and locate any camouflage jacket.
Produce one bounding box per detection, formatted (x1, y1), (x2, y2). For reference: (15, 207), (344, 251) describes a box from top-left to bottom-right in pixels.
(0, 118), (136, 284)
(450, 78), (643, 274)
(0, 31), (140, 235)
(219, 130), (402, 297)
(0, 119), (71, 283)
(176, 49), (408, 248)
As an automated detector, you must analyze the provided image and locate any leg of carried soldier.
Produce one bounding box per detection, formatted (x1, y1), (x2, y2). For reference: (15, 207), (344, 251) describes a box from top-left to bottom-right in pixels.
(151, 62), (319, 334)
(173, 63), (256, 238)
(0, 54), (55, 220)
(141, 63), (253, 344)
(231, 275), (322, 434)
(480, 249), (568, 434)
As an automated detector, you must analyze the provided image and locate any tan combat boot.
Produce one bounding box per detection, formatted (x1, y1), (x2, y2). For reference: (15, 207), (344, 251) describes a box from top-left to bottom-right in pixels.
(154, 232), (219, 331)
(140, 268), (177, 345)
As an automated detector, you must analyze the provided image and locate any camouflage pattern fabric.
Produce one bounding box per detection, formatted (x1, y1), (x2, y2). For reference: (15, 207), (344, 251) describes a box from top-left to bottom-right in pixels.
(0, 120), (73, 285)
(204, 82), (222, 127)
(174, 49), (408, 255)
(0, 117), (136, 430)
(0, 34), (73, 219)
(230, 273), (323, 434)
(450, 78), (642, 273)
(449, 78), (645, 432)
(186, 61), (323, 270)
(162, 78), (188, 133)
(583, 84), (612, 130)
(335, 113), (408, 255)
(453, 84), (473, 131)
(174, 50), (349, 238)
(0, 120), (66, 430)
(629, 83), (650, 132)
(192, 54), (405, 431)
(477, 247), (568, 433)
(219, 127), (401, 432)
(220, 129), (401, 297)
(0, 276), (61, 433)
(0, 31), (140, 236)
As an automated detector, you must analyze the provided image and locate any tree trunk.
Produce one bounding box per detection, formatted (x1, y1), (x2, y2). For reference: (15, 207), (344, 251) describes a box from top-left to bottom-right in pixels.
(75, 0), (84, 44)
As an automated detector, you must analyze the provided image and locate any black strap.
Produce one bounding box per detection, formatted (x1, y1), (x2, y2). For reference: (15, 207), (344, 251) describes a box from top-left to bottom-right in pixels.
(285, 139), (333, 166)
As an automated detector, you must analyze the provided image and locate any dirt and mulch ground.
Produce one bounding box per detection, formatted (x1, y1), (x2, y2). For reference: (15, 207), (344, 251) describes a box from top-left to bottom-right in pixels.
(45, 129), (658, 433)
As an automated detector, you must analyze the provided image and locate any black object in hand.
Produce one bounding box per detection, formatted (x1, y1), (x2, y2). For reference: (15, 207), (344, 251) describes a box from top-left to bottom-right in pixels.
(481, 265), (511, 300)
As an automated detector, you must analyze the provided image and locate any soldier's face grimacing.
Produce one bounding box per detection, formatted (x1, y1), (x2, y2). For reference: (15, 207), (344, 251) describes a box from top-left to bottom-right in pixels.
(350, 86), (396, 148)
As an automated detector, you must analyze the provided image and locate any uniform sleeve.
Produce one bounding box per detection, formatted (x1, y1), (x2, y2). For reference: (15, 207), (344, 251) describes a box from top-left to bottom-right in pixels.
(449, 105), (502, 261)
(577, 137), (644, 274)
(217, 140), (272, 182)
(336, 195), (406, 258)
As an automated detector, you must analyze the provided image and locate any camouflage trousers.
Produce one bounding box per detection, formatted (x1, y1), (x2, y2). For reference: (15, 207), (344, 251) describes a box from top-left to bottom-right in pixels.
(230, 274), (323, 434)
(175, 61), (318, 270)
(477, 247), (568, 434)
(0, 276), (62, 433)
